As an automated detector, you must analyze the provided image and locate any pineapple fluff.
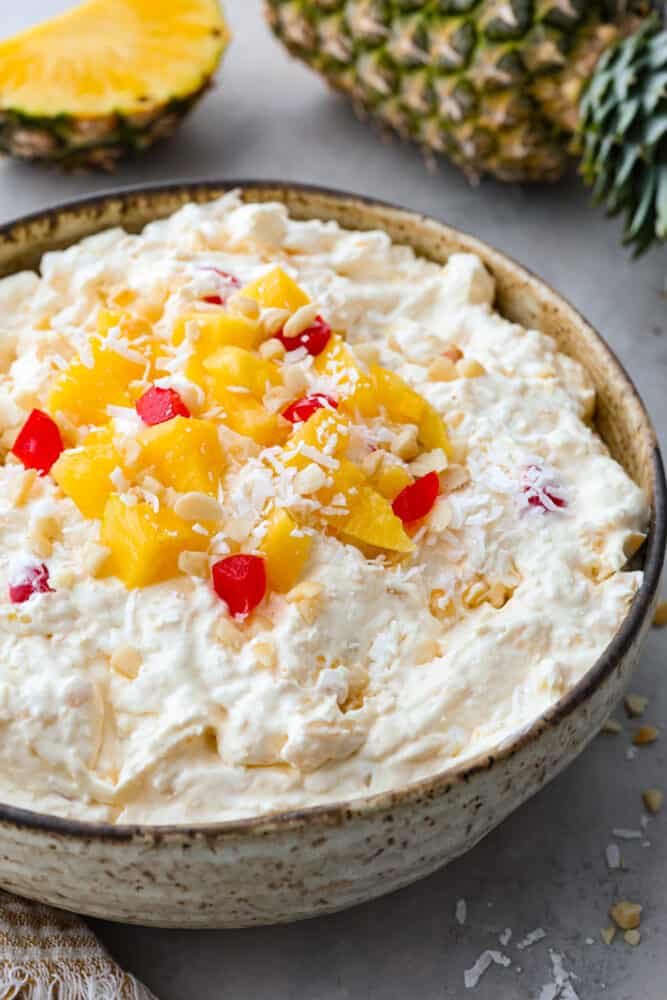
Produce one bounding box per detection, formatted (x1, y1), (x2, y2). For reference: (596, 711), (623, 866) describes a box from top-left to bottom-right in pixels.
(0, 193), (647, 824)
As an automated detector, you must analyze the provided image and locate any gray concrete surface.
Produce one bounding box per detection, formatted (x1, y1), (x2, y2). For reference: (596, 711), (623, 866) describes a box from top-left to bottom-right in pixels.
(1, 3), (666, 997)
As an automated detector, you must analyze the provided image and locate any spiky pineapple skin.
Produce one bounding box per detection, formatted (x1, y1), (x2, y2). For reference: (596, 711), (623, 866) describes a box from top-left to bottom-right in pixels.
(266, 0), (646, 183)
(0, 84), (211, 172)
(580, 16), (667, 254)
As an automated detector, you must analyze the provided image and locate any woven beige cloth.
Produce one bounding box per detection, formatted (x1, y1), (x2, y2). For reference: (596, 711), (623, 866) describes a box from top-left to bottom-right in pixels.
(0, 891), (157, 999)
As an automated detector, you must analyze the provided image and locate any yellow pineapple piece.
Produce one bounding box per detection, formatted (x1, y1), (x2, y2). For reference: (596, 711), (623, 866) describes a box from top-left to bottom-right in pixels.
(259, 508), (313, 592)
(419, 402), (452, 456)
(213, 388), (290, 447)
(173, 312), (262, 386)
(101, 496), (209, 589)
(370, 461), (413, 500)
(97, 308), (167, 376)
(240, 267), (309, 312)
(315, 335), (378, 417)
(48, 335), (146, 427)
(83, 425), (115, 445)
(370, 364), (452, 456)
(284, 407), (351, 467)
(204, 346), (281, 400)
(52, 440), (122, 519)
(371, 365), (425, 424)
(341, 485), (414, 553)
(138, 416), (224, 496)
(173, 312), (262, 352)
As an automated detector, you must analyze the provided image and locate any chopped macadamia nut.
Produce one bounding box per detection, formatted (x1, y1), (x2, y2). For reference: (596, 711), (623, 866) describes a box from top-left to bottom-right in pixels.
(439, 465), (470, 493)
(178, 551), (210, 578)
(110, 645), (142, 679)
(624, 693), (648, 718)
(260, 307), (291, 337)
(259, 338), (286, 362)
(11, 468), (38, 508)
(456, 358), (486, 379)
(173, 492), (224, 523)
(286, 580), (323, 625)
(214, 616), (243, 650)
(642, 788), (664, 814)
(81, 543), (111, 578)
(391, 425), (420, 461)
(427, 357), (457, 382)
(228, 293), (259, 319)
(601, 718), (623, 734)
(624, 929), (641, 947)
(600, 926), (616, 946)
(283, 303), (319, 338)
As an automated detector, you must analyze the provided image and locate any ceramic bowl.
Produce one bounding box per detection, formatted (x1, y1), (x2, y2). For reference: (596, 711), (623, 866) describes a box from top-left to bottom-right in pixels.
(0, 182), (664, 928)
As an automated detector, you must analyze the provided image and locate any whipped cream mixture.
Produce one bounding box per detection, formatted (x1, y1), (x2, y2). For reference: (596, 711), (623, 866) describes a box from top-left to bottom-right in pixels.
(0, 193), (647, 824)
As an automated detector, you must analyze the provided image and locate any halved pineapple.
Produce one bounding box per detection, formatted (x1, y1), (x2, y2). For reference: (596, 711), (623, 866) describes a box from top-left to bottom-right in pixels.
(0, 0), (229, 169)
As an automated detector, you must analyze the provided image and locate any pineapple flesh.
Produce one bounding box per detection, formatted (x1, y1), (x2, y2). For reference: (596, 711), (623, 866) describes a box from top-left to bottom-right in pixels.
(265, 1), (649, 184)
(0, 0), (229, 169)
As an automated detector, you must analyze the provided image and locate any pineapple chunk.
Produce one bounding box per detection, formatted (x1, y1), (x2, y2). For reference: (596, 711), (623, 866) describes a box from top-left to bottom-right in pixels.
(259, 508), (313, 592)
(341, 485), (414, 553)
(315, 335), (378, 417)
(371, 364), (452, 456)
(101, 496), (209, 589)
(371, 365), (425, 424)
(52, 441), (122, 519)
(204, 346), (281, 400)
(419, 402), (452, 456)
(173, 312), (262, 385)
(213, 388), (290, 447)
(97, 308), (166, 375)
(172, 312), (261, 352)
(138, 416), (224, 496)
(315, 457), (365, 512)
(240, 267), (310, 312)
(48, 335), (146, 427)
(284, 407), (351, 467)
(370, 461), (413, 500)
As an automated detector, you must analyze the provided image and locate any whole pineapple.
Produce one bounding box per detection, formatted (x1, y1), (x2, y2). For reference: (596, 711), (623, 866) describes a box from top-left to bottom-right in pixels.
(266, 2), (666, 252)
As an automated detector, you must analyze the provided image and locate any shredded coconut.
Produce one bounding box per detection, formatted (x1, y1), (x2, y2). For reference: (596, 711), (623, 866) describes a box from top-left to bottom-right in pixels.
(516, 927), (546, 950)
(463, 950), (511, 990)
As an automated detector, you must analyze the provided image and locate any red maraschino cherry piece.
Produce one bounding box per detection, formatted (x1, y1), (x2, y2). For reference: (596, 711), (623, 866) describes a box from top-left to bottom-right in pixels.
(135, 386), (191, 426)
(11, 409), (64, 475)
(392, 471), (440, 523)
(282, 393), (338, 424)
(9, 563), (53, 604)
(200, 268), (240, 306)
(212, 554), (267, 618)
(521, 464), (567, 512)
(275, 316), (331, 357)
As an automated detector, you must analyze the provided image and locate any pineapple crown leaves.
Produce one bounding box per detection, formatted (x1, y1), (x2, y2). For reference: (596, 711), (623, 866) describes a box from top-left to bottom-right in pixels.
(579, 14), (667, 254)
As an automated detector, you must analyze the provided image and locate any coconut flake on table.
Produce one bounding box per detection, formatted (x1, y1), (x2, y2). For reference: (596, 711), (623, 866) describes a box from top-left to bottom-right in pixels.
(455, 898), (467, 926)
(606, 843), (622, 869)
(516, 928), (546, 950)
(463, 950), (511, 990)
(537, 951), (580, 1000)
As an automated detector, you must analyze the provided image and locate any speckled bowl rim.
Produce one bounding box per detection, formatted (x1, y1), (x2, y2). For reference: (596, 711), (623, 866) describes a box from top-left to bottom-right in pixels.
(0, 179), (664, 844)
